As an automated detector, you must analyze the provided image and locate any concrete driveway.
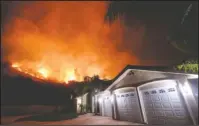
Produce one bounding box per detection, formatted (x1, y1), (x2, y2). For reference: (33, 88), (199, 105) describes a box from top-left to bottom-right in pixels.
(2, 113), (143, 125)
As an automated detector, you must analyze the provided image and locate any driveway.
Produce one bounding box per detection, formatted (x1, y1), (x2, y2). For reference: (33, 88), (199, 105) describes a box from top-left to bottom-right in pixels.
(1, 113), (143, 125)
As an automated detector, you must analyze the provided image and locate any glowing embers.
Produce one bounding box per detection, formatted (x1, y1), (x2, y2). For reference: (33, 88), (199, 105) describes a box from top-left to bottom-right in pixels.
(11, 63), (22, 71)
(11, 62), (49, 80)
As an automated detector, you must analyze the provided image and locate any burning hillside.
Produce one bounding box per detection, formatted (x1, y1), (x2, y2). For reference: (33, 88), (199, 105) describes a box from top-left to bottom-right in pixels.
(2, 1), (139, 83)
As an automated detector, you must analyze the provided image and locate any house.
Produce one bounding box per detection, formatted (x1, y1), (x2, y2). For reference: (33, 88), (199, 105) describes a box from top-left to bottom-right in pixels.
(75, 80), (112, 114)
(92, 65), (198, 125)
(76, 92), (91, 114)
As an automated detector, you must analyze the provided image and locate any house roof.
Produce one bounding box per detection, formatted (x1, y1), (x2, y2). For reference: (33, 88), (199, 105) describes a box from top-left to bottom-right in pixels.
(105, 65), (198, 91)
(111, 65), (169, 84)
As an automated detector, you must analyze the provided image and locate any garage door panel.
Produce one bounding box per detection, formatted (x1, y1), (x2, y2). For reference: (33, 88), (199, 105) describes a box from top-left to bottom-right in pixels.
(161, 95), (169, 101)
(162, 103), (172, 108)
(172, 103), (183, 108)
(151, 96), (161, 101)
(115, 90), (143, 123)
(146, 111), (156, 117)
(154, 111), (165, 117)
(139, 80), (192, 125)
(153, 103), (162, 108)
(143, 96), (150, 101)
(164, 111), (174, 117)
(170, 96), (180, 102)
(145, 103), (153, 108)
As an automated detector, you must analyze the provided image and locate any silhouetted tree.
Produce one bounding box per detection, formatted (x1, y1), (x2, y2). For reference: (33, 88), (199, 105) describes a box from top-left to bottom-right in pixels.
(83, 76), (92, 83)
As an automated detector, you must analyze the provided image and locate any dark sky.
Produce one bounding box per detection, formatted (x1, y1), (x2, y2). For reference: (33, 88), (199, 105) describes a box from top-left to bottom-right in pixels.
(1, 1), (198, 66)
(106, 1), (198, 65)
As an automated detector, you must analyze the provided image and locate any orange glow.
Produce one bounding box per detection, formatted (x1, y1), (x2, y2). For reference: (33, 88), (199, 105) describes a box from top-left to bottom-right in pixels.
(38, 67), (49, 78)
(2, 2), (139, 83)
(65, 70), (76, 82)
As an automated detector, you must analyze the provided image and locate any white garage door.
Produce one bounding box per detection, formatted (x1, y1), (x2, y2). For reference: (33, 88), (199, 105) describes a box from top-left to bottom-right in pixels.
(139, 81), (192, 125)
(115, 91), (143, 122)
(103, 96), (112, 117)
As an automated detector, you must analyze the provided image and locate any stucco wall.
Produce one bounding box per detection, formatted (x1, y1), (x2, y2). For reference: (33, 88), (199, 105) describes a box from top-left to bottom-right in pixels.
(82, 93), (88, 106)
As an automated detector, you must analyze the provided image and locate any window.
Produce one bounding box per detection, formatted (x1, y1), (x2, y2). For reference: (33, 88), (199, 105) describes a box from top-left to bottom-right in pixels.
(159, 89), (165, 93)
(168, 88), (175, 92)
(151, 90), (157, 94)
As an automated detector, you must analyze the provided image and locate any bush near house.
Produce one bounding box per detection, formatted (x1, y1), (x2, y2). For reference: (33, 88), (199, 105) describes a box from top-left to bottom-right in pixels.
(174, 59), (198, 74)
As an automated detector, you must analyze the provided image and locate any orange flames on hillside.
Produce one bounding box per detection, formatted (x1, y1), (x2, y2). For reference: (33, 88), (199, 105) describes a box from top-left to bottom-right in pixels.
(2, 1), (139, 83)
(11, 62), (77, 83)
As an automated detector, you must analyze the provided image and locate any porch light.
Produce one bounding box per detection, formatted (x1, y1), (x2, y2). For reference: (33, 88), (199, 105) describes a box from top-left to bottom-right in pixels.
(98, 97), (102, 103)
(77, 98), (81, 104)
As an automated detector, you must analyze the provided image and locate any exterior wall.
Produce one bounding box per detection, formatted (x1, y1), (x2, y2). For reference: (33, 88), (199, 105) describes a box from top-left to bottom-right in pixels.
(76, 96), (82, 113)
(93, 94), (101, 115)
(92, 96), (95, 113)
(82, 93), (88, 107)
(178, 78), (198, 125)
(76, 92), (92, 113)
(94, 92), (106, 116)
(188, 79), (198, 104)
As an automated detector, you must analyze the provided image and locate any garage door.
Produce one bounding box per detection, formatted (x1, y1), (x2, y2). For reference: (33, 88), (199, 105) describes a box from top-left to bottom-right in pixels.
(103, 96), (112, 117)
(115, 91), (143, 122)
(139, 80), (192, 125)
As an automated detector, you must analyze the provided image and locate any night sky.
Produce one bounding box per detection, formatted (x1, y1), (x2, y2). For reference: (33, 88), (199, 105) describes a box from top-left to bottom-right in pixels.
(105, 1), (198, 64)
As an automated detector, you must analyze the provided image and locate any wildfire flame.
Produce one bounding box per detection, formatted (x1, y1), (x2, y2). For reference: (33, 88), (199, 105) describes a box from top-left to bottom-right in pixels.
(12, 63), (20, 68)
(38, 67), (49, 78)
(2, 2), (139, 83)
